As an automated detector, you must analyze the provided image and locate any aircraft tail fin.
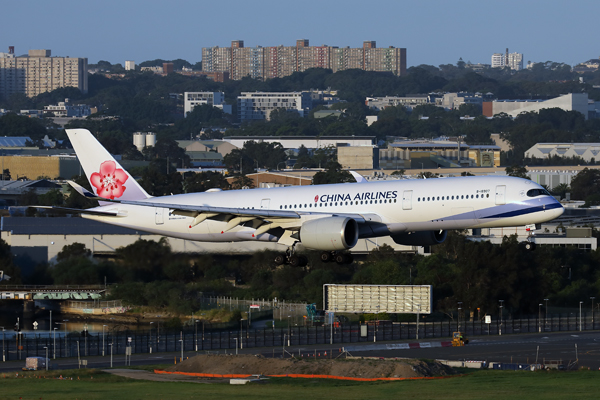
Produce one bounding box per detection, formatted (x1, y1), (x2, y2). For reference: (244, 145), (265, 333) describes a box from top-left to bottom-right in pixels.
(66, 129), (151, 201)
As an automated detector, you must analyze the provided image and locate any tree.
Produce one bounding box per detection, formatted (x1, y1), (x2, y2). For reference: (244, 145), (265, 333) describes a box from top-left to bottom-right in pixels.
(570, 168), (600, 200)
(312, 161), (353, 184)
(505, 165), (529, 179)
(56, 243), (91, 262)
(183, 171), (230, 193)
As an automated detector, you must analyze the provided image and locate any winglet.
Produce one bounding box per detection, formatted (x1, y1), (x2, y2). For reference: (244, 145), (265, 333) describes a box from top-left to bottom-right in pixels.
(350, 171), (367, 183)
(67, 180), (112, 201)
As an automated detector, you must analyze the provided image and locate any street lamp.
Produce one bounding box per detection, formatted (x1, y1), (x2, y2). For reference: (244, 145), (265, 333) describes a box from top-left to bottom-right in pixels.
(591, 297), (596, 328)
(43, 346), (48, 371)
(53, 328), (57, 359)
(240, 319), (243, 350)
(195, 319), (199, 351)
(544, 298), (549, 329)
(580, 301), (584, 331)
(1, 327), (5, 362)
(102, 325), (107, 356)
(457, 302), (463, 331)
(63, 320), (69, 358)
(538, 304), (542, 333)
(109, 343), (113, 368)
(499, 300), (504, 336)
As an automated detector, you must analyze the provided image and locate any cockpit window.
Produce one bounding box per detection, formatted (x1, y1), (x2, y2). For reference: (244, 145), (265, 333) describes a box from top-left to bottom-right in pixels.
(527, 188), (551, 197)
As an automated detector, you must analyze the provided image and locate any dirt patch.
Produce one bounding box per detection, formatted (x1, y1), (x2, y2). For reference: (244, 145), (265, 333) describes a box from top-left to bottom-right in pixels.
(166, 354), (454, 379)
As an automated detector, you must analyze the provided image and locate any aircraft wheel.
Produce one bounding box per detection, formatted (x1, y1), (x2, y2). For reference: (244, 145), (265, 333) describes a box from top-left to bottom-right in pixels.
(289, 255), (301, 267)
(274, 254), (286, 265)
(335, 253), (346, 264)
(524, 242), (536, 251)
(320, 252), (332, 263)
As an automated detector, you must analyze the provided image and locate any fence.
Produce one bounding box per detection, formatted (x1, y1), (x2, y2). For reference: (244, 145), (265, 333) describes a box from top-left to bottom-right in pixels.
(1, 313), (598, 362)
(201, 296), (308, 319)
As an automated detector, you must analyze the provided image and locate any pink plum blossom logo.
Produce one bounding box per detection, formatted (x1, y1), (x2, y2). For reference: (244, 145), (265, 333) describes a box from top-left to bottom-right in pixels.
(90, 161), (128, 199)
(314, 195), (319, 202)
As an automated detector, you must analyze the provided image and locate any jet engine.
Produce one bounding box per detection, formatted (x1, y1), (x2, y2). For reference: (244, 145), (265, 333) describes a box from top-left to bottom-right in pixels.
(300, 216), (359, 251)
(391, 230), (447, 246)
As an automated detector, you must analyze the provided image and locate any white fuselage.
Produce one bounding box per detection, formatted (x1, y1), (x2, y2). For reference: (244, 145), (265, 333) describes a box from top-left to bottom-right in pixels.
(83, 176), (564, 245)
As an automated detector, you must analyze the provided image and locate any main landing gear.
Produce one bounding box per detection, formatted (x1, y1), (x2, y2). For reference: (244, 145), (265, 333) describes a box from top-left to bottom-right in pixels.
(274, 246), (308, 267)
(320, 251), (353, 264)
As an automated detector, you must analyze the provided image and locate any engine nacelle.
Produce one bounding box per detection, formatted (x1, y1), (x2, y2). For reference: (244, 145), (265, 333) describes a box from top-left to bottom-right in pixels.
(300, 216), (359, 251)
(391, 230), (447, 246)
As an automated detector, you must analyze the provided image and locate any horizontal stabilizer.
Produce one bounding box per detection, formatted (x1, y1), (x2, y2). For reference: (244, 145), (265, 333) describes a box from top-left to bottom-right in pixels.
(33, 205), (121, 217)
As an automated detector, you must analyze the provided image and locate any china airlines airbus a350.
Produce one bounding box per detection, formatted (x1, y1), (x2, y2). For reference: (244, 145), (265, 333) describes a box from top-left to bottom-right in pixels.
(50, 129), (564, 266)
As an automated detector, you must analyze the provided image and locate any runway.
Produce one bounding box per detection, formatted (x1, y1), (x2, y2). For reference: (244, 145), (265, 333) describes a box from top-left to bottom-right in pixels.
(349, 331), (600, 369)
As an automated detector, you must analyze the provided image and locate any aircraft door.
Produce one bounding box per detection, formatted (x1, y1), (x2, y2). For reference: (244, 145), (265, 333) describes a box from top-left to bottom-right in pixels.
(260, 198), (270, 209)
(495, 185), (506, 205)
(155, 207), (164, 225)
(402, 190), (413, 210)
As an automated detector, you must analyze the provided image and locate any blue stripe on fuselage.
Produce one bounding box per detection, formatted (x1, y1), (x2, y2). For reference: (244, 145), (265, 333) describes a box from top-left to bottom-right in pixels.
(480, 201), (563, 219)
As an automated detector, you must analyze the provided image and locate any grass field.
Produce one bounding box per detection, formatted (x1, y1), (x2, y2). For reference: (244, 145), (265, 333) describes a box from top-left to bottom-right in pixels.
(2, 367), (600, 400)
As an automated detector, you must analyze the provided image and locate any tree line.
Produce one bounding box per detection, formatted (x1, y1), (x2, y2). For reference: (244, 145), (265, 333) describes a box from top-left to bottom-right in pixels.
(1, 230), (598, 318)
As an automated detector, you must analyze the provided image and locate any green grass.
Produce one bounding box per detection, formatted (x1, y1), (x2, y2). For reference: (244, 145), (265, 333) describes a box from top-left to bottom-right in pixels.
(1, 369), (600, 400)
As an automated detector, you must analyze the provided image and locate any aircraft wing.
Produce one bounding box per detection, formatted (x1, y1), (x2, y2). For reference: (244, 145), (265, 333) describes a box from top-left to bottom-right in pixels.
(66, 180), (376, 235)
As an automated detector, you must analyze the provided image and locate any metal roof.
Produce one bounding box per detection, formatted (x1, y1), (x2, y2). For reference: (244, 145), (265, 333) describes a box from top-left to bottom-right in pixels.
(1, 217), (150, 236)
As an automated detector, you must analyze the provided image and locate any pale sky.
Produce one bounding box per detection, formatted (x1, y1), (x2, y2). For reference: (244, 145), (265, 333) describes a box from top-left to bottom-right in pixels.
(1, 0), (598, 67)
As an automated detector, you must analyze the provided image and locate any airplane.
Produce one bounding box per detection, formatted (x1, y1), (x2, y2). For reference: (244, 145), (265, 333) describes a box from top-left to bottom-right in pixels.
(44, 128), (564, 266)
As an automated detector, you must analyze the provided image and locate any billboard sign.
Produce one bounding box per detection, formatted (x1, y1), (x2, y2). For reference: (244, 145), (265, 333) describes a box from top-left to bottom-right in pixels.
(323, 284), (431, 314)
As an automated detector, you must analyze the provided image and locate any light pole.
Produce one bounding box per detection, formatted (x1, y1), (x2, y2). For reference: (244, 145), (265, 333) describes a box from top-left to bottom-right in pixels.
(287, 315), (291, 346)
(499, 300), (504, 336)
(102, 325), (107, 356)
(195, 319), (199, 351)
(53, 328), (57, 359)
(234, 337), (238, 355)
(63, 320), (68, 357)
(544, 298), (549, 330)
(1, 327), (5, 362)
(43, 346), (48, 371)
(457, 302), (463, 332)
(580, 301), (583, 331)
(179, 339), (183, 362)
(240, 319), (243, 349)
(538, 304), (542, 333)
(591, 297), (596, 328)
(109, 343), (113, 368)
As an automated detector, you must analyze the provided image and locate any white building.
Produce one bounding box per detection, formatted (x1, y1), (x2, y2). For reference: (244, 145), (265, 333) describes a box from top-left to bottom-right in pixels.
(491, 53), (504, 68)
(222, 135), (374, 150)
(43, 98), (92, 118)
(184, 92), (231, 116)
(365, 95), (436, 111)
(525, 143), (600, 164)
(125, 60), (135, 71)
(237, 92), (312, 122)
(507, 52), (523, 71)
(491, 50), (523, 70)
(486, 93), (591, 120)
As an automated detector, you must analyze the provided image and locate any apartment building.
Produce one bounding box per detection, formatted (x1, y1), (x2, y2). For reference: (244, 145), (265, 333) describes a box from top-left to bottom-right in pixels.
(0, 49), (88, 100)
(237, 92), (312, 121)
(184, 92), (232, 116)
(491, 49), (523, 71)
(202, 39), (406, 80)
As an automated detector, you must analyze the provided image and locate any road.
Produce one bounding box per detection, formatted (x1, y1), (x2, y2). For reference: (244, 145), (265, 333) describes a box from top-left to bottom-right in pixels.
(1, 330), (598, 373)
